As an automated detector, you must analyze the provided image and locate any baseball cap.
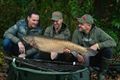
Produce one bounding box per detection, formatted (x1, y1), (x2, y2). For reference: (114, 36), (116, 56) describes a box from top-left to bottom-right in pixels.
(77, 14), (94, 24)
(51, 11), (63, 20)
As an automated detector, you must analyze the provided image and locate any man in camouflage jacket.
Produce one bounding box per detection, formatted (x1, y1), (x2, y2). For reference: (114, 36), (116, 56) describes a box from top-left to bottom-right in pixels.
(43, 11), (73, 61)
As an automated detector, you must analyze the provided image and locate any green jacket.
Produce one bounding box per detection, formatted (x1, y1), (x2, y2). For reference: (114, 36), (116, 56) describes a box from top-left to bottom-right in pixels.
(72, 25), (116, 48)
(44, 23), (70, 40)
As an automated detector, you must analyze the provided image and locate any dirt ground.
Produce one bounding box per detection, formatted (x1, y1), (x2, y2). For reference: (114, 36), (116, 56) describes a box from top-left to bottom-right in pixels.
(0, 64), (7, 80)
(90, 71), (120, 80)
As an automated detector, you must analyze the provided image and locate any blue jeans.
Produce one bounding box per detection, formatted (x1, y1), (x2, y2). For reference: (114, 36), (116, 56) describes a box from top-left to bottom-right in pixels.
(3, 38), (19, 56)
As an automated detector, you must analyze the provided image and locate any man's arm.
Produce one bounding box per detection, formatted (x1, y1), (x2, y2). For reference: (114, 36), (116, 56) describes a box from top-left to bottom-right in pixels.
(44, 27), (51, 37)
(97, 28), (116, 48)
(4, 24), (20, 44)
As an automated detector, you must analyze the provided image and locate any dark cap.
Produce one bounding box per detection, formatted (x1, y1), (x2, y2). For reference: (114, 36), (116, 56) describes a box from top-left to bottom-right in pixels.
(77, 14), (94, 24)
(51, 11), (63, 20)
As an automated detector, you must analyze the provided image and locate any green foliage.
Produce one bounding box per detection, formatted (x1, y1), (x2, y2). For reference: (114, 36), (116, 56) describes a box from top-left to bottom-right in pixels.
(14, 0), (31, 7)
(110, 0), (120, 55)
(112, 19), (120, 29)
(0, 0), (22, 38)
(79, 0), (93, 16)
(0, 52), (4, 66)
(111, 0), (120, 30)
(68, 0), (93, 18)
(105, 29), (120, 55)
(68, 0), (79, 18)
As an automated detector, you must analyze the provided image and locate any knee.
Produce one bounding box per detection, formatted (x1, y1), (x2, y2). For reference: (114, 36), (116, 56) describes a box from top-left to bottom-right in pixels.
(3, 38), (13, 50)
(100, 48), (113, 58)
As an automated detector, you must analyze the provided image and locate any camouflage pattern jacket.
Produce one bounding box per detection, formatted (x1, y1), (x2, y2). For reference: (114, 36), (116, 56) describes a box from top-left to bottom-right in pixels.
(44, 23), (70, 40)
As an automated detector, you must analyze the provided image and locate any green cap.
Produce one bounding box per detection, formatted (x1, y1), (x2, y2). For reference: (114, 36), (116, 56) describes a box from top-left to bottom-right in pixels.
(77, 14), (94, 24)
(51, 11), (63, 20)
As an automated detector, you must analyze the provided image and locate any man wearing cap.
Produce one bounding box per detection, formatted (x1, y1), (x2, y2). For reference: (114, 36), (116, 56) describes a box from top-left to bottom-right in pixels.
(71, 14), (116, 80)
(44, 11), (70, 40)
(43, 11), (74, 61)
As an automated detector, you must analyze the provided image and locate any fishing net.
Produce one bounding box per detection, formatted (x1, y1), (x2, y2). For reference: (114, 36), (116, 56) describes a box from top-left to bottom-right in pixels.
(16, 58), (84, 72)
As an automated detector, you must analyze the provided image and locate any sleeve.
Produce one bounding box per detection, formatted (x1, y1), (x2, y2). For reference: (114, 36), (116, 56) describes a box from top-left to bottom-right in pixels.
(26, 48), (38, 56)
(72, 30), (79, 44)
(71, 30), (80, 57)
(97, 28), (116, 48)
(3, 24), (20, 44)
(71, 51), (78, 57)
(44, 27), (51, 37)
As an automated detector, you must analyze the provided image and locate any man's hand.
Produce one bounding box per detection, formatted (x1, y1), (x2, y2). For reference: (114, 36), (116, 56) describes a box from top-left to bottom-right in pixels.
(18, 53), (26, 59)
(18, 41), (25, 54)
(76, 54), (85, 64)
(63, 48), (71, 53)
(90, 43), (99, 51)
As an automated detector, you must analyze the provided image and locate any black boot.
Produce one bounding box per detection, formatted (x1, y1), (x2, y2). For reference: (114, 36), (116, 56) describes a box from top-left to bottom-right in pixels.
(98, 57), (111, 80)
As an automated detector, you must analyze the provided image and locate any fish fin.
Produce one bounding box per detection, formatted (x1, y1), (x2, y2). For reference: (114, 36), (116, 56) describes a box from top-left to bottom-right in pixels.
(51, 52), (58, 60)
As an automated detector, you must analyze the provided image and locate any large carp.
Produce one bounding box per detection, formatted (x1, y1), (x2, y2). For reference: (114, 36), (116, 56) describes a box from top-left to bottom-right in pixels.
(23, 36), (96, 60)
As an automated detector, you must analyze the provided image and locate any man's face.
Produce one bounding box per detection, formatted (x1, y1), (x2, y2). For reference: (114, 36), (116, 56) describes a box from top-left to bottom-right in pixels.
(27, 14), (39, 28)
(52, 19), (63, 29)
(78, 23), (91, 33)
